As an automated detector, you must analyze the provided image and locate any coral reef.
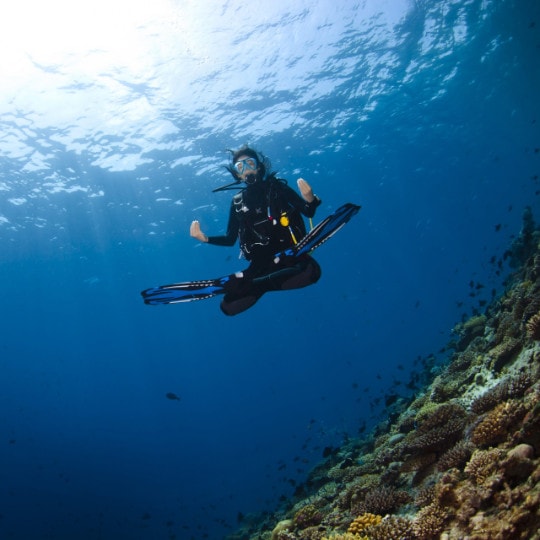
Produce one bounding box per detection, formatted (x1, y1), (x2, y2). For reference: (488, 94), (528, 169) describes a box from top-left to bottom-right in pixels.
(437, 440), (474, 472)
(347, 513), (381, 535)
(364, 515), (414, 539)
(527, 312), (540, 340)
(294, 505), (323, 529)
(228, 216), (540, 540)
(471, 399), (527, 446)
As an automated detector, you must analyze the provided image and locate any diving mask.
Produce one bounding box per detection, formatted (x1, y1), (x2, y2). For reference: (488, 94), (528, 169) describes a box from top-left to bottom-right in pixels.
(233, 157), (258, 175)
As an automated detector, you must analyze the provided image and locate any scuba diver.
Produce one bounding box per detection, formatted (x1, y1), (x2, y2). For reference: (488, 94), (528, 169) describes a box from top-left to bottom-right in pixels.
(140, 147), (359, 313)
(189, 146), (323, 316)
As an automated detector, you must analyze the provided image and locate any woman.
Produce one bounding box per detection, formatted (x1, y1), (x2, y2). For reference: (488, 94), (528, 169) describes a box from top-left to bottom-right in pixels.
(190, 146), (322, 315)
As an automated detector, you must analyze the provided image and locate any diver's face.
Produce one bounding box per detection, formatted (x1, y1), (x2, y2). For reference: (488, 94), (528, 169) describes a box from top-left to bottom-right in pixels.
(233, 155), (259, 183)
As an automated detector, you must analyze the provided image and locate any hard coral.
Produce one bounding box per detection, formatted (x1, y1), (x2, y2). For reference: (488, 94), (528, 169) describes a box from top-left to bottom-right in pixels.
(437, 440), (474, 472)
(488, 337), (522, 371)
(403, 418), (465, 454)
(415, 485), (436, 508)
(416, 402), (467, 430)
(471, 399), (527, 447)
(401, 452), (436, 473)
(294, 504), (323, 529)
(364, 515), (414, 540)
(298, 526), (325, 540)
(321, 534), (360, 540)
(271, 519), (294, 540)
(526, 312), (540, 340)
(464, 448), (505, 485)
(347, 513), (382, 535)
(412, 503), (448, 540)
(402, 402), (468, 455)
(354, 486), (410, 516)
(470, 371), (532, 414)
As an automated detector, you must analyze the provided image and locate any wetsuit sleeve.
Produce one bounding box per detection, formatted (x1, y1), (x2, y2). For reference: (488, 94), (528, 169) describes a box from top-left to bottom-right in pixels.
(207, 200), (238, 246)
(282, 184), (322, 218)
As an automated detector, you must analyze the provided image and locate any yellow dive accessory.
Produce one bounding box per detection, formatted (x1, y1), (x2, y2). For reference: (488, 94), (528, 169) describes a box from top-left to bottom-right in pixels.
(280, 212), (297, 244)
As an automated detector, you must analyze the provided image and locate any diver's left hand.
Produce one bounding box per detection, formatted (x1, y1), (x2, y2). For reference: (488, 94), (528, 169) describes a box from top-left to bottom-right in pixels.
(297, 178), (315, 203)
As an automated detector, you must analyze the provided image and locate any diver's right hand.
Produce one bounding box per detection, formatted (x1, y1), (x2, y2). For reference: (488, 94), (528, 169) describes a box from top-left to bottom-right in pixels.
(190, 220), (208, 242)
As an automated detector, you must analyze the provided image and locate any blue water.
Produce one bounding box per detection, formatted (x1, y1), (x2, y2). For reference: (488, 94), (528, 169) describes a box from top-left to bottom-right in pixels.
(1, 0), (539, 538)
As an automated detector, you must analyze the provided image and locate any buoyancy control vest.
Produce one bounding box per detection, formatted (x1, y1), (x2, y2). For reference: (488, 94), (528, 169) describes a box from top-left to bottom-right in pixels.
(234, 178), (307, 261)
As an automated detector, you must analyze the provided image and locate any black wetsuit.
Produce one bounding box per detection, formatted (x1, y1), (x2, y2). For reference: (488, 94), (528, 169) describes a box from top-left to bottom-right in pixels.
(207, 176), (322, 315)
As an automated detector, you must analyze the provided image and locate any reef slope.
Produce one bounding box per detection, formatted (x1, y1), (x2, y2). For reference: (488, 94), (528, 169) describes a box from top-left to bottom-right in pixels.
(230, 213), (540, 540)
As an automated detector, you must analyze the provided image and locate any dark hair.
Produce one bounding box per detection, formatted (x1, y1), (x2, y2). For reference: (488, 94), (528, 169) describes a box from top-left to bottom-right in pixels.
(225, 145), (275, 182)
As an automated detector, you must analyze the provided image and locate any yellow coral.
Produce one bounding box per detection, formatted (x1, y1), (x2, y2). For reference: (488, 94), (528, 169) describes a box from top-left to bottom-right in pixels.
(322, 534), (368, 540)
(347, 512), (382, 535)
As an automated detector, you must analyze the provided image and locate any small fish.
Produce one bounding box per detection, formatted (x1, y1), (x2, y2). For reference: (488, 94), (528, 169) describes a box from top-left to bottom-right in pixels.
(165, 392), (181, 401)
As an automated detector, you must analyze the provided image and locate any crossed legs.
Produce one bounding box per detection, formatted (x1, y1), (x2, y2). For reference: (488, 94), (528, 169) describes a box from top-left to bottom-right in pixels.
(220, 257), (321, 316)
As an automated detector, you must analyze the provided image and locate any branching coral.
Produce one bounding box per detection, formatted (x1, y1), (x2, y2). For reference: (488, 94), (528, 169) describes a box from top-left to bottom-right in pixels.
(322, 534), (362, 540)
(464, 448), (505, 485)
(400, 402), (468, 455)
(415, 485), (436, 508)
(336, 474), (380, 512)
(412, 503), (448, 540)
(471, 399), (527, 446)
(403, 417), (466, 454)
(364, 516), (414, 540)
(353, 486), (410, 516)
(294, 504), (323, 529)
(437, 440), (474, 472)
(526, 312), (540, 340)
(401, 452), (436, 473)
(416, 402), (467, 430)
(471, 371), (532, 414)
(347, 513), (382, 535)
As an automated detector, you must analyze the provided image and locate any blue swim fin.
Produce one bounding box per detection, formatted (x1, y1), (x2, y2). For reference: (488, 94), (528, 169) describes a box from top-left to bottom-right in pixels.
(274, 202), (361, 261)
(141, 203), (361, 305)
(141, 276), (231, 305)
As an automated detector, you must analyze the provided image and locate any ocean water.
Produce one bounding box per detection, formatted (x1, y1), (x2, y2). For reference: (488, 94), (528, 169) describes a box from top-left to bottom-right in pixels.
(0, 0), (539, 538)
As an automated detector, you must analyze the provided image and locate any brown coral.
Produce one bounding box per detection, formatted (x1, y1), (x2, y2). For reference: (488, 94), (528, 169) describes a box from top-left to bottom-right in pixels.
(526, 312), (540, 340)
(364, 515), (414, 540)
(412, 503), (448, 540)
(416, 402), (467, 431)
(437, 440), (474, 472)
(471, 399), (527, 447)
(401, 402), (468, 455)
(415, 485), (436, 508)
(354, 486), (410, 516)
(401, 452), (436, 473)
(471, 371), (532, 414)
(464, 448), (505, 485)
(488, 337), (522, 371)
(403, 417), (466, 453)
(294, 504), (323, 529)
